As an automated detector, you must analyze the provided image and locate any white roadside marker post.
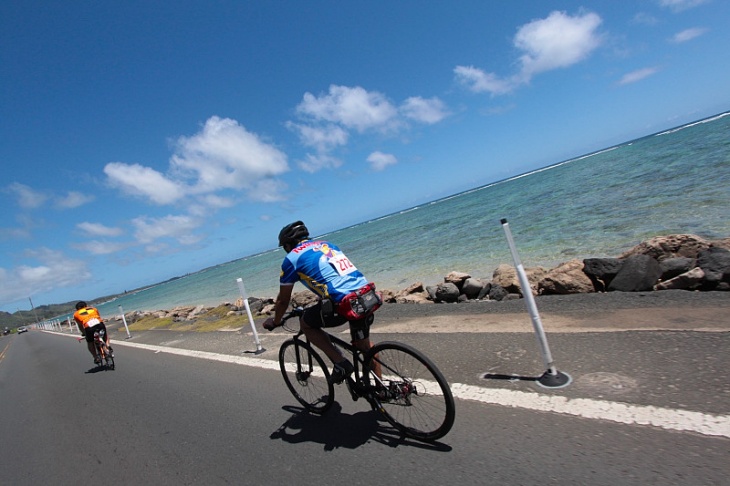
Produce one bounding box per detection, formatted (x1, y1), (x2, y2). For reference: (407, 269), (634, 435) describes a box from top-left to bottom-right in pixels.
(236, 278), (265, 355)
(501, 218), (571, 388)
(118, 305), (132, 339)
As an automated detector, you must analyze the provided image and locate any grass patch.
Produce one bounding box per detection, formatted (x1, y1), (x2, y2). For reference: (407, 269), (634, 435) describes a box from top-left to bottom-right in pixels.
(126, 305), (253, 332)
(128, 315), (174, 331)
(192, 305), (251, 332)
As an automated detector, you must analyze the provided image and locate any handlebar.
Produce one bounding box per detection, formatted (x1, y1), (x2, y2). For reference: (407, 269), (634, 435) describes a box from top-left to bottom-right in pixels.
(265, 307), (304, 332)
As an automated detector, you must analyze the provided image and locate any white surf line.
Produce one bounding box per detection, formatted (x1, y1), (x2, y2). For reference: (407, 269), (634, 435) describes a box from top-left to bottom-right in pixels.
(113, 339), (730, 439)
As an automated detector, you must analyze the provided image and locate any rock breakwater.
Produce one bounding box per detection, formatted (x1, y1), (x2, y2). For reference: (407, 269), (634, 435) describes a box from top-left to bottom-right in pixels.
(119, 234), (729, 325)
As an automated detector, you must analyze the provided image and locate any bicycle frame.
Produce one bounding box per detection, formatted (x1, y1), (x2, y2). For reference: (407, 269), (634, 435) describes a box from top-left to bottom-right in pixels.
(289, 328), (379, 402)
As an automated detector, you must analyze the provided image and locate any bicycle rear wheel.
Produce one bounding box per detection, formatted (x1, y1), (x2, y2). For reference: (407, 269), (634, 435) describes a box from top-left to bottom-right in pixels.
(104, 347), (115, 370)
(365, 341), (455, 441)
(94, 343), (105, 368)
(279, 339), (334, 414)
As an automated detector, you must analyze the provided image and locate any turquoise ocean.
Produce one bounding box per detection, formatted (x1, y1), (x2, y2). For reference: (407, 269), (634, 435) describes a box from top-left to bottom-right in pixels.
(96, 112), (730, 316)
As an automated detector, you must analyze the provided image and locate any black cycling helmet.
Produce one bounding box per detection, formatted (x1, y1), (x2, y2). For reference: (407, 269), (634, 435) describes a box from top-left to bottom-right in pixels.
(75, 301), (87, 310)
(278, 220), (309, 247)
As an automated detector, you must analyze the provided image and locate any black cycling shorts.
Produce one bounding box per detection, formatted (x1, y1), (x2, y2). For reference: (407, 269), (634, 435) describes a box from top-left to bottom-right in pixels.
(302, 300), (373, 341)
(84, 323), (107, 344)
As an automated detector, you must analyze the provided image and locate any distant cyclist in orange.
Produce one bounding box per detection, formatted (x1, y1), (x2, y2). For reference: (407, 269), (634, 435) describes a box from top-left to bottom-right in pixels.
(73, 301), (113, 365)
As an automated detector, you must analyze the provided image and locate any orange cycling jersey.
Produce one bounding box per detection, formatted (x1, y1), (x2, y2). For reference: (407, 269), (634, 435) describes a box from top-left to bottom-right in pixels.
(74, 307), (103, 329)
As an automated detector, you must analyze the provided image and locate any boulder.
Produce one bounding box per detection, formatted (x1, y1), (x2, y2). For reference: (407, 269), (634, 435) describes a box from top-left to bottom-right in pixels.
(582, 258), (622, 291)
(696, 247), (730, 289)
(380, 289), (397, 303)
(710, 237), (730, 251)
(476, 282), (492, 300)
(619, 234), (710, 261)
(654, 267), (705, 291)
(538, 259), (595, 295)
(434, 282), (460, 303)
(393, 282), (430, 303)
(462, 277), (486, 299)
(608, 255), (662, 292)
(395, 293), (433, 304)
(659, 257), (695, 281)
(492, 264), (547, 296)
(444, 271), (471, 289)
(291, 291), (318, 308)
(492, 264), (518, 292)
(488, 284), (509, 301)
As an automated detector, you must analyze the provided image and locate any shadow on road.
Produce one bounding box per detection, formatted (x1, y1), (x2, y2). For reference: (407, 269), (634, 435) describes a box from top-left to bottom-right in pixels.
(271, 404), (452, 451)
(84, 364), (114, 374)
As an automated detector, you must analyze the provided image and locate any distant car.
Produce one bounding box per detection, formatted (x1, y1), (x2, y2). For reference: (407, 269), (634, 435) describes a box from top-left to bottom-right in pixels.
(17, 326), (28, 334)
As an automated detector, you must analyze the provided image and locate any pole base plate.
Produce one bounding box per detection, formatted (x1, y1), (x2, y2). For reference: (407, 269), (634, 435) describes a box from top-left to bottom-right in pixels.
(537, 370), (572, 389)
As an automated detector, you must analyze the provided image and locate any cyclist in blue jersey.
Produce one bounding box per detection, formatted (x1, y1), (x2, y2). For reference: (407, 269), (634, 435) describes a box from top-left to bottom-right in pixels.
(263, 221), (382, 384)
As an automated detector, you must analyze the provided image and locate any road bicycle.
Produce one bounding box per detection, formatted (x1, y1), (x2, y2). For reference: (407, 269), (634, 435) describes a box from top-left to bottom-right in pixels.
(79, 327), (115, 370)
(276, 307), (455, 441)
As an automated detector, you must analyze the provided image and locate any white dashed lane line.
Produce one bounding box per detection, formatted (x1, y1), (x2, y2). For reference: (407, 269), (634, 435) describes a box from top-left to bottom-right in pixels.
(117, 339), (730, 439)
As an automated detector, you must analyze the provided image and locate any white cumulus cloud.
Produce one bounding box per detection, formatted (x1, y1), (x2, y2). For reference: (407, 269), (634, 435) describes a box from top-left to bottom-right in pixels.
(367, 151), (398, 171)
(296, 85), (400, 134)
(56, 191), (95, 209)
(76, 222), (124, 237)
(671, 27), (708, 43)
(132, 214), (202, 245)
(171, 116), (289, 193)
(104, 116), (290, 207)
(455, 10), (603, 95)
(297, 153), (343, 174)
(400, 97), (450, 124)
(618, 67), (660, 85)
(0, 248), (91, 304)
(6, 182), (48, 209)
(287, 122), (349, 152)
(104, 162), (185, 205)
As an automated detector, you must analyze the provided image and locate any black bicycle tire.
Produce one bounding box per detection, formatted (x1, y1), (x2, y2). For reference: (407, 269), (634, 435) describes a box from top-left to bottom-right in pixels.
(365, 341), (455, 441)
(106, 349), (115, 370)
(95, 342), (104, 368)
(279, 339), (334, 414)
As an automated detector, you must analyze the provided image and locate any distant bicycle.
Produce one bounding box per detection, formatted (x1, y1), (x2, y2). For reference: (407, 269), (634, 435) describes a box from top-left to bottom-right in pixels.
(78, 328), (115, 370)
(276, 307), (455, 441)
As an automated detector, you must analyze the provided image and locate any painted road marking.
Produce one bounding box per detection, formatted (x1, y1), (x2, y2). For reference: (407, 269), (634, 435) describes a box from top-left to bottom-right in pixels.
(0, 342), (10, 363)
(115, 339), (730, 439)
(50, 332), (730, 439)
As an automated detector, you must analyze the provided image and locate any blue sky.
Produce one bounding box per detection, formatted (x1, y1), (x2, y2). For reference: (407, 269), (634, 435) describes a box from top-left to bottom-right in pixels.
(1, 0), (728, 313)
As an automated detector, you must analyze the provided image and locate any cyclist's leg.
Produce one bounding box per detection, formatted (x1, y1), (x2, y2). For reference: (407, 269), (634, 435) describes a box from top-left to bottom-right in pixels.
(350, 315), (380, 378)
(99, 323), (113, 355)
(84, 328), (98, 360)
(301, 302), (348, 364)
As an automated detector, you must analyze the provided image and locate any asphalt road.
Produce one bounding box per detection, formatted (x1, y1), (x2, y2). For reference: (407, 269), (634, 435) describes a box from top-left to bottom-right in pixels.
(2, 301), (728, 486)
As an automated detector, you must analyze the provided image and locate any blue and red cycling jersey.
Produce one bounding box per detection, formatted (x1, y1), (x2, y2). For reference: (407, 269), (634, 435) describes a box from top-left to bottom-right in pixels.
(279, 240), (368, 303)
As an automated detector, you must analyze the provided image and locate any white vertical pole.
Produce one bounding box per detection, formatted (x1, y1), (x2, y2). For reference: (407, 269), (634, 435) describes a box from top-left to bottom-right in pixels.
(500, 218), (570, 388)
(118, 305), (132, 339)
(236, 278), (264, 354)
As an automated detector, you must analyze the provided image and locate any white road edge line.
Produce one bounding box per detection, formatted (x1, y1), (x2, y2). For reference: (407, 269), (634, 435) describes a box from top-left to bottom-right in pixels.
(59, 333), (730, 439)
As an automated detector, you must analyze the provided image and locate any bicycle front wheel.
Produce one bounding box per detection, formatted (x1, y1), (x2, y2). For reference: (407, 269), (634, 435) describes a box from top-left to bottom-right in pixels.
(279, 339), (334, 414)
(365, 341), (455, 441)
